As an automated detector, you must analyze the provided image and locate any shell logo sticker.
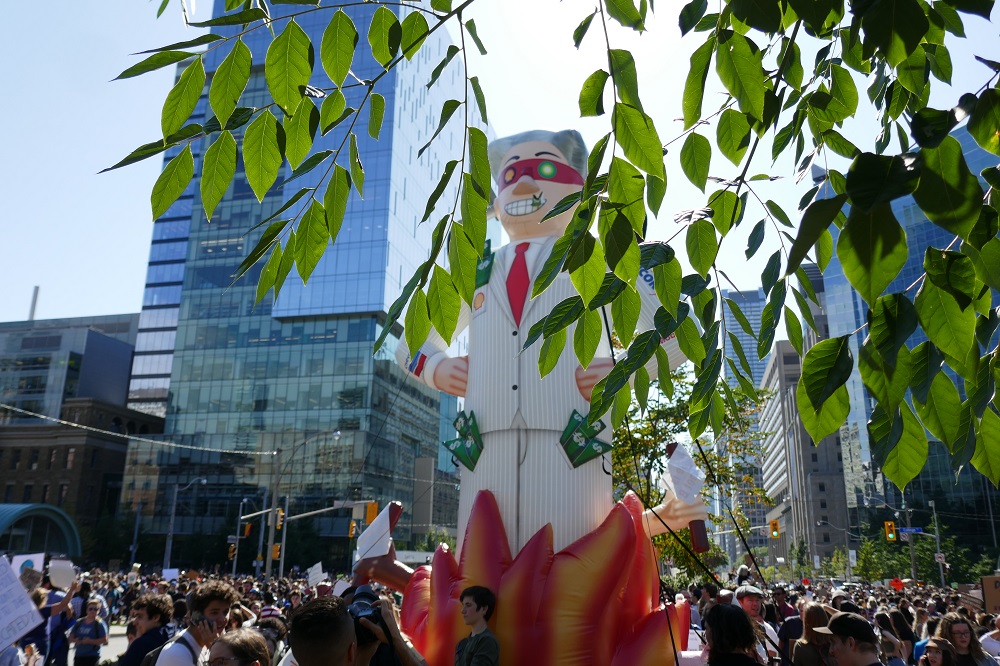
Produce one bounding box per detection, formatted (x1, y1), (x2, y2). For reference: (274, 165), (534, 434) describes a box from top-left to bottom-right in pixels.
(473, 292), (486, 310)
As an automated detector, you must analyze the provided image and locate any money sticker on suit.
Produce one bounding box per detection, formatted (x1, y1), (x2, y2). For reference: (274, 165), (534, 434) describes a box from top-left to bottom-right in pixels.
(445, 410), (484, 471)
(559, 410), (611, 468)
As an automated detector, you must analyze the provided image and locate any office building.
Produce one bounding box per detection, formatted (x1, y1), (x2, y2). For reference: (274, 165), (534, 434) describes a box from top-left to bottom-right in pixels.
(121, 0), (489, 566)
(821, 126), (999, 546)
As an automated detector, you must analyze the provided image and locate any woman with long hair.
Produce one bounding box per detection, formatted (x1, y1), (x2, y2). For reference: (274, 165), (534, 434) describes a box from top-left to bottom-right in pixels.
(208, 628), (270, 666)
(704, 603), (761, 666)
(891, 608), (917, 663)
(876, 610), (908, 666)
(793, 603), (831, 666)
(936, 613), (1000, 666)
(920, 637), (958, 666)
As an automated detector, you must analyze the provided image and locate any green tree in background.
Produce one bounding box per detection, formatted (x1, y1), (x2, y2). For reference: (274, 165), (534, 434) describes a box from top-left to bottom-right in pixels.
(122, 0), (1000, 507)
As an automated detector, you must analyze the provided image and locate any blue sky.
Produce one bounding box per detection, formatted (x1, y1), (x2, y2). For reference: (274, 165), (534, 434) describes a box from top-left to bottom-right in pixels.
(1, 1), (994, 322)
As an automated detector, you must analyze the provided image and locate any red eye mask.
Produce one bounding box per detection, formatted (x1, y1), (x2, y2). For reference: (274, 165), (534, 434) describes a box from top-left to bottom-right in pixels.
(499, 158), (584, 192)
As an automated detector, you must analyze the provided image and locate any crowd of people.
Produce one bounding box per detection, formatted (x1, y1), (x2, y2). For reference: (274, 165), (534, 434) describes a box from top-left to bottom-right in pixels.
(684, 578), (1000, 666)
(5, 565), (1000, 666)
(2, 570), (498, 666)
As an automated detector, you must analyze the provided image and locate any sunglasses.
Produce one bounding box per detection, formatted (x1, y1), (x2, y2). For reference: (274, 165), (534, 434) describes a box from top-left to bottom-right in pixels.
(499, 158), (584, 192)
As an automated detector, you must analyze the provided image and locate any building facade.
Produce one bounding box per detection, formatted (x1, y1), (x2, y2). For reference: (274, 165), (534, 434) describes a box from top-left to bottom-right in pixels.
(821, 126), (999, 550)
(121, 0), (488, 567)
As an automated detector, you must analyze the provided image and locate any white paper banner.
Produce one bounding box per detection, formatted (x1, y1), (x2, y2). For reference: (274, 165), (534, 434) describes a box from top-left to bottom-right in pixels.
(10, 553), (45, 576)
(306, 562), (325, 587)
(355, 506), (392, 560)
(0, 556), (44, 646)
(162, 568), (179, 582)
(48, 559), (76, 591)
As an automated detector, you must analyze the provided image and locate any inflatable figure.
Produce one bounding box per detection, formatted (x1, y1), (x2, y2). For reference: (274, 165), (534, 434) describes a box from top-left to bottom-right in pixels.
(396, 129), (707, 554)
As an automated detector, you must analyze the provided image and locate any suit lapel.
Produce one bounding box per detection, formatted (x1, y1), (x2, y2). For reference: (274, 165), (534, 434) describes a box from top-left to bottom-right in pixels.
(488, 243), (517, 327)
(519, 236), (558, 325)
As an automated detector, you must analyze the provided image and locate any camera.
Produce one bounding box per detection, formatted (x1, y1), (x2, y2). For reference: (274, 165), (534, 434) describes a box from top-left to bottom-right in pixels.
(346, 585), (386, 645)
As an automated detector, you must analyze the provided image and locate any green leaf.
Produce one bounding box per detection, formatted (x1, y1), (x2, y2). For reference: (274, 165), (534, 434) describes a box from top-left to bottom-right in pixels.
(404, 289), (431, 354)
(464, 19), (487, 55)
(690, 350), (723, 409)
(400, 11), (429, 60)
(653, 258), (682, 318)
(320, 90), (348, 134)
(151, 145), (194, 220)
(324, 165), (351, 242)
(243, 110), (283, 202)
(468, 127), (490, 200)
(161, 58), (205, 138)
(579, 69), (610, 117)
(200, 131), (237, 221)
(189, 7), (267, 27)
(605, 0), (644, 30)
(786, 194), (848, 276)
(912, 136), (984, 240)
(138, 34), (225, 55)
(716, 31), (765, 120)
(914, 279), (976, 361)
(321, 10), (358, 87)
(538, 328), (567, 379)
(266, 20), (313, 117)
(784, 307), (803, 355)
(797, 380), (850, 442)
(461, 173), (489, 254)
(255, 242), (282, 306)
(634, 366), (650, 414)
(612, 103), (666, 181)
(294, 200), (328, 284)
(421, 160), (459, 224)
(836, 203), (908, 305)
(368, 93), (386, 140)
(209, 40), (251, 128)
(349, 133), (364, 198)
(647, 175), (666, 216)
(801, 335), (854, 409)
(611, 283), (641, 346)
(676, 316), (707, 365)
(573, 10), (598, 47)
(924, 248), (977, 310)
(924, 43), (953, 84)
(679, 133), (710, 193)
(607, 156), (646, 235)
(368, 6), (401, 68)
(686, 220), (718, 277)
(761, 251), (781, 296)
(430, 0), (451, 11)
(913, 371), (963, 447)
(724, 297), (757, 341)
(845, 152), (919, 212)
(679, 0), (708, 35)
(568, 233), (606, 306)
(469, 77), (488, 124)
(909, 341), (944, 403)
(860, 343), (913, 415)
(879, 403), (928, 491)
(602, 211), (641, 284)
(709, 190), (743, 237)
(609, 49), (643, 113)
(427, 45), (459, 89)
(427, 265), (461, 343)
(575, 307), (602, 368)
(116, 50), (197, 80)
(236, 219), (289, 286)
(860, 0), (929, 68)
(419, 99), (461, 157)
(716, 108), (751, 166)
(969, 88), (1000, 156)
(284, 97), (318, 169)
(972, 409), (1000, 485)
(967, 237), (1000, 292)
(745, 219), (766, 259)
(822, 129), (860, 159)
(448, 223), (479, 305)
(683, 39), (715, 129)
(730, 0), (782, 32)
(869, 293), (917, 368)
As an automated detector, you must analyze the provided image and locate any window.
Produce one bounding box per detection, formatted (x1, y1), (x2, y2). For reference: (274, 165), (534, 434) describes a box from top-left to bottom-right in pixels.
(57, 484), (69, 506)
(3, 484), (13, 503)
(48, 449), (57, 470)
(820, 500), (827, 509)
(65, 448), (75, 470)
(91, 449), (100, 467)
(823, 533), (831, 543)
(22, 484), (32, 503)
(811, 453), (818, 462)
(40, 484), (49, 503)
(29, 449), (39, 470)
(10, 449), (20, 470)
(818, 482), (826, 492)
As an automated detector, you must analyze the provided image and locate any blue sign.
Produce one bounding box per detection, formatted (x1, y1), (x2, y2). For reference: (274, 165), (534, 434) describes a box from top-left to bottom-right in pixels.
(899, 527), (923, 533)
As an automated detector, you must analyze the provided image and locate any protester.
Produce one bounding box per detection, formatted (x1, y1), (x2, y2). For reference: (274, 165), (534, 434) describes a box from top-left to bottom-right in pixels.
(792, 603), (830, 666)
(455, 586), (499, 666)
(157, 580), (239, 666)
(737, 584), (780, 664)
(208, 629), (270, 666)
(18, 582), (78, 666)
(921, 638), (958, 666)
(815, 612), (882, 666)
(876, 610), (909, 666)
(68, 599), (109, 666)
(703, 603), (761, 666)
(936, 613), (1000, 666)
(118, 594), (174, 666)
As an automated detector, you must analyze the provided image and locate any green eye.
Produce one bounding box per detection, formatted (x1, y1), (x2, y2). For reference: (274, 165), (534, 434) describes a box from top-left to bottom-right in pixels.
(538, 161), (556, 179)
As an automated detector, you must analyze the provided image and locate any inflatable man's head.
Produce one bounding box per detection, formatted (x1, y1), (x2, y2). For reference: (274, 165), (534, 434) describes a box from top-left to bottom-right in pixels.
(488, 129), (587, 241)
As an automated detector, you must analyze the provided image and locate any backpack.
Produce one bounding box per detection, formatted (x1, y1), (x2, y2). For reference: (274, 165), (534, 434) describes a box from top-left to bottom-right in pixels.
(140, 637), (199, 666)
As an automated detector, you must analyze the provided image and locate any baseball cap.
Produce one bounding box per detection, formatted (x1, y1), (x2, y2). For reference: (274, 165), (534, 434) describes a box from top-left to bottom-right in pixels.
(736, 584), (764, 599)
(815, 612), (879, 644)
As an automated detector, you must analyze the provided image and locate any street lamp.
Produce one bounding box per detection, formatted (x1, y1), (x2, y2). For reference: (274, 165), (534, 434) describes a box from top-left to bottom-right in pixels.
(163, 477), (207, 570)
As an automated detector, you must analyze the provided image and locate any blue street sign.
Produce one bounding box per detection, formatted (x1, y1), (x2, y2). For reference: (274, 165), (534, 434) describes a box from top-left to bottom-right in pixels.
(899, 527), (923, 533)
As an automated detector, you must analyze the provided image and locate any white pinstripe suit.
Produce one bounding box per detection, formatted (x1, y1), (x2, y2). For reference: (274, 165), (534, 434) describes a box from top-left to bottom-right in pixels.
(397, 236), (686, 554)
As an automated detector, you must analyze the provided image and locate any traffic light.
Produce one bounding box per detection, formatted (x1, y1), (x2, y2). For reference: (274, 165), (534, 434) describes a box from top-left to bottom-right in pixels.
(884, 521), (897, 541)
(227, 544), (236, 560)
(769, 519), (780, 539)
(272, 544), (281, 559)
(243, 522), (252, 537)
(275, 508), (284, 530)
(349, 520), (357, 538)
(366, 501), (378, 524)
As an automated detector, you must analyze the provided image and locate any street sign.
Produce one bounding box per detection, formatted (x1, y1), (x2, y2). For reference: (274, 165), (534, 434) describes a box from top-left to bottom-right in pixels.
(899, 527), (923, 533)
(227, 535), (238, 544)
(901, 532), (910, 542)
(935, 552), (946, 563)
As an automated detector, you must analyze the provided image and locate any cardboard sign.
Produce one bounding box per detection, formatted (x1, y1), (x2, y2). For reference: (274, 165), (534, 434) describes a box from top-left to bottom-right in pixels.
(48, 559), (76, 591)
(0, 556), (44, 646)
(982, 576), (1000, 613)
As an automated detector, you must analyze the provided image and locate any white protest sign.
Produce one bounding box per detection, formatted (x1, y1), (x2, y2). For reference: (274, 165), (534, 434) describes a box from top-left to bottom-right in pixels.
(10, 553), (45, 576)
(306, 562), (325, 587)
(48, 559), (76, 591)
(0, 556), (44, 646)
(356, 506), (392, 560)
(332, 579), (350, 597)
(162, 568), (179, 582)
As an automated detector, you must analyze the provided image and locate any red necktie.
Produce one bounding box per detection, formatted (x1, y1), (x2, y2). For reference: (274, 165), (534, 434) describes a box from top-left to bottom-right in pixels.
(506, 242), (530, 327)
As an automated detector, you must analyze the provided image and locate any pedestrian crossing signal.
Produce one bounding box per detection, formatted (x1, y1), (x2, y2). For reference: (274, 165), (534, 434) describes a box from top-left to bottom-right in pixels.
(769, 520), (780, 539)
(884, 521), (897, 541)
(272, 544), (281, 559)
(227, 544), (236, 560)
(243, 522), (252, 537)
(349, 520), (356, 538)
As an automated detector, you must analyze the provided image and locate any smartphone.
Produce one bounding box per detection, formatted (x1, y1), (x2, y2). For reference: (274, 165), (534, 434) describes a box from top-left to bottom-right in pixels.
(190, 611), (204, 625)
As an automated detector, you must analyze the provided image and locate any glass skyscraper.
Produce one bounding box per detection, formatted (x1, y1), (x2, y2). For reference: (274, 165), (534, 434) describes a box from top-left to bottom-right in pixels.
(822, 126), (999, 537)
(121, 0), (489, 564)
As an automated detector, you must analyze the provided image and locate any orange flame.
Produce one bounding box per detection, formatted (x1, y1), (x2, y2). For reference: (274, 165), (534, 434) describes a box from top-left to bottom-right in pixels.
(400, 491), (687, 666)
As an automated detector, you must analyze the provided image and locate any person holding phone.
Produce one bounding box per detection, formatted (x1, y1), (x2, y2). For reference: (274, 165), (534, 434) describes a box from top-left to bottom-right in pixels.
(157, 581), (238, 666)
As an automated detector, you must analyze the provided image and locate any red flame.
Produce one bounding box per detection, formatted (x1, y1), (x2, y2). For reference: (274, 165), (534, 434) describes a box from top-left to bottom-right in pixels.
(400, 491), (687, 666)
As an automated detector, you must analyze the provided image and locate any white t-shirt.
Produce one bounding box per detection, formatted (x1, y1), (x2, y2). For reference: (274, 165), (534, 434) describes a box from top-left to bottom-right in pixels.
(156, 630), (208, 666)
(981, 633), (1000, 658)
